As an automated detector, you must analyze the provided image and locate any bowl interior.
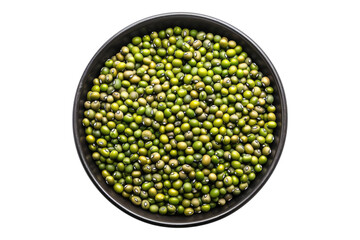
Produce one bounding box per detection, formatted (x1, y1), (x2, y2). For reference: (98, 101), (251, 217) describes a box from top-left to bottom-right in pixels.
(73, 13), (287, 227)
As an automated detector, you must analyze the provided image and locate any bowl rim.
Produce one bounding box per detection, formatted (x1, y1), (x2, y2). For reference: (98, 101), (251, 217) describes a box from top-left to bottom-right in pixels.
(73, 12), (288, 227)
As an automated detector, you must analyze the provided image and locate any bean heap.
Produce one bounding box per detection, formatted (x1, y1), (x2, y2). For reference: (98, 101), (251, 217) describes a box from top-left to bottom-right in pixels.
(82, 27), (277, 216)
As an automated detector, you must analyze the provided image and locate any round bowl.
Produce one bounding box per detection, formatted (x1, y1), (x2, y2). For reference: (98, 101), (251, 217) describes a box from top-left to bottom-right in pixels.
(73, 12), (287, 227)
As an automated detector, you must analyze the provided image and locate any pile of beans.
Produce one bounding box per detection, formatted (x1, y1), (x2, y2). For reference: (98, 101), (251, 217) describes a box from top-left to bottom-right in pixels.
(82, 26), (277, 216)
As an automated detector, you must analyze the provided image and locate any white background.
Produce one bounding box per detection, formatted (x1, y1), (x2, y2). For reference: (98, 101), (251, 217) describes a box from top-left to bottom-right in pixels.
(1, 0), (359, 239)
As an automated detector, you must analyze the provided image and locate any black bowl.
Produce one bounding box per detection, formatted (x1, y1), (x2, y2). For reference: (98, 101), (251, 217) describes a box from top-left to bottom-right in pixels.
(73, 12), (287, 227)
